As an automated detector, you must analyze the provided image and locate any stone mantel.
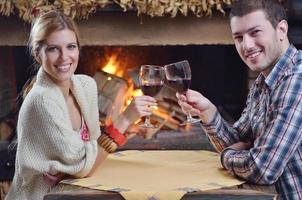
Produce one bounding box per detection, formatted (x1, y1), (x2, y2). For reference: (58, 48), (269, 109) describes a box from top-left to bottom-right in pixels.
(0, 12), (233, 46)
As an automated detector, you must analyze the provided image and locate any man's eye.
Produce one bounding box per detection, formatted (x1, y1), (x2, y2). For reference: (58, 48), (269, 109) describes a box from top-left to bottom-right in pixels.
(252, 30), (260, 36)
(234, 36), (243, 42)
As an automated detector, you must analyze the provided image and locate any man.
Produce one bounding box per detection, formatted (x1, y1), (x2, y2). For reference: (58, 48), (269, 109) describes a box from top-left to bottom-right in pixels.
(177, 0), (302, 199)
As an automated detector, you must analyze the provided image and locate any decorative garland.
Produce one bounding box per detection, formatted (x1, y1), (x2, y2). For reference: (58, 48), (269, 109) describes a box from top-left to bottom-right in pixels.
(0, 0), (233, 22)
(116, 0), (232, 17)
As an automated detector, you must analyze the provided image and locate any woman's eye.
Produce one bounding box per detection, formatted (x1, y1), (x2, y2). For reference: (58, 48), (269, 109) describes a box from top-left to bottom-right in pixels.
(67, 44), (77, 50)
(46, 46), (58, 52)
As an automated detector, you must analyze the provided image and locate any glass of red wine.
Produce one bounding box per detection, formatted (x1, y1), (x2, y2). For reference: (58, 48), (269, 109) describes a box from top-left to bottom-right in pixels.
(139, 65), (164, 128)
(164, 60), (201, 125)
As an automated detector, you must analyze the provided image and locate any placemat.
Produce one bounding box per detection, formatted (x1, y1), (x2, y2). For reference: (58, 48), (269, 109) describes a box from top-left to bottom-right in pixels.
(62, 150), (244, 200)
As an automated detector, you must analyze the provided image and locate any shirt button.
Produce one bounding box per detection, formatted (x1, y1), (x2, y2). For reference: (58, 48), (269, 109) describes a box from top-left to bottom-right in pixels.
(253, 116), (258, 121)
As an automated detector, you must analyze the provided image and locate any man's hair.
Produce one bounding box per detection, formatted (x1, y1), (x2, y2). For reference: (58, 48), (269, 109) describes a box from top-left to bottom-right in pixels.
(229, 0), (287, 28)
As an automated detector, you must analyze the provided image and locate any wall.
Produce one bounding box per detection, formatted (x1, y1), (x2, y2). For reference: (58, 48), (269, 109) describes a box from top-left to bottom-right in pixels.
(0, 12), (233, 46)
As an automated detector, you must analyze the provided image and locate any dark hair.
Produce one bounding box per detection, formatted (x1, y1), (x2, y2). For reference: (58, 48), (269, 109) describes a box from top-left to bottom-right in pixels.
(229, 0), (287, 28)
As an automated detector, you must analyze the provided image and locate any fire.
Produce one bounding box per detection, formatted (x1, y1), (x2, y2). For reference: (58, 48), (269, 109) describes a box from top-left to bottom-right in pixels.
(102, 55), (124, 77)
(100, 53), (183, 131)
(126, 89), (143, 106)
(132, 89), (143, 97)
(101, 54), (142, 112)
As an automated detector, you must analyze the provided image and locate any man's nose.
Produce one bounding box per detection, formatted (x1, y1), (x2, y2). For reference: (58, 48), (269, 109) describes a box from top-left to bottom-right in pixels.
(242, 35), (255, 50)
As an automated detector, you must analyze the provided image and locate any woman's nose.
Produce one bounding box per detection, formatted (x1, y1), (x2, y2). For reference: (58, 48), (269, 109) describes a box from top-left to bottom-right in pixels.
(59, 49), (68, 60)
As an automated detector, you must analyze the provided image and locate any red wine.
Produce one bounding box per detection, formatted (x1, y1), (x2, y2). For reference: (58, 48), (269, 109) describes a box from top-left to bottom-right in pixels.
(141, 83), (163, 97)
(167, 79), (191, 93)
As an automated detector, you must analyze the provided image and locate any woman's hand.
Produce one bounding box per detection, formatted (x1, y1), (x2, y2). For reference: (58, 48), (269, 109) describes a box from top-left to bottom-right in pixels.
(112, 95), (157, 134)
(176, 89), (217, 123)
(122, 95), (157, 125)
(43, 172), (68, 187)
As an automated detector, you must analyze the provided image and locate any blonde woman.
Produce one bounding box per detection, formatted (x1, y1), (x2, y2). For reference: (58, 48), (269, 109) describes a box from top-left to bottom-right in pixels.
(5, 10), (156, 200)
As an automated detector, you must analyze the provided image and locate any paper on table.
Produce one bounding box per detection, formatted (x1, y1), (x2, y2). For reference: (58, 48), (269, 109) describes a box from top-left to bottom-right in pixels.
(62, 150), (244, 200)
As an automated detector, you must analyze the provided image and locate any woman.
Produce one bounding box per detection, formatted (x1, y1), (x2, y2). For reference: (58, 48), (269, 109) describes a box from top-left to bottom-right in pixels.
(5, 10), (156, 200)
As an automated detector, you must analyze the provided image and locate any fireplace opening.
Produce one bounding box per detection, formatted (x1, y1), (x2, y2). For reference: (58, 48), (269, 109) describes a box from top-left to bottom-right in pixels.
(81, 45), (248, 122)
(1, 45), (248, 149)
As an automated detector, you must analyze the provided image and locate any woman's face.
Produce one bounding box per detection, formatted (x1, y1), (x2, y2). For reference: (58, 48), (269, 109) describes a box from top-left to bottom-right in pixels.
(37, 28), (79, 86)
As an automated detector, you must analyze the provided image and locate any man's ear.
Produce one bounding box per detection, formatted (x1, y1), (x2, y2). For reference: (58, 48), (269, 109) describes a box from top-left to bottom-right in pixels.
(277, 20), (288, 42)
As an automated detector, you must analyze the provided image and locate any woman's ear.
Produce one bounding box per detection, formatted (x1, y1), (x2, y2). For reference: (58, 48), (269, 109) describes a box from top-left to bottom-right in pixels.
(34, 51), (41, 64)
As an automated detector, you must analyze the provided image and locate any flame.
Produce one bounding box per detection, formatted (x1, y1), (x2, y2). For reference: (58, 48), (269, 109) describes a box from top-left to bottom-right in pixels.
(101, 54), (152, 120)
(102, 55), (123, 77)
(101, 55), (141, 111)
(126, 89), (143, 106)
(133, 89), (143, 97)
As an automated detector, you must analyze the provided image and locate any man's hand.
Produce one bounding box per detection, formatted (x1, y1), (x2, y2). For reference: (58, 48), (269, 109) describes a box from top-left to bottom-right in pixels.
(176, 89), (217, 123)
(228, 142), (252, 151)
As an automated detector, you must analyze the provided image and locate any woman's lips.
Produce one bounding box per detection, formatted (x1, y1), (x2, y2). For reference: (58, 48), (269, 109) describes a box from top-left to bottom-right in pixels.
(56, 63), (71, 72)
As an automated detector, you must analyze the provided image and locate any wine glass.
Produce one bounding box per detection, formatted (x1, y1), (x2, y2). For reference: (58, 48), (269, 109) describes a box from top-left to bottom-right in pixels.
(164, 60), (201, 125)
(139, 65), (165, 128)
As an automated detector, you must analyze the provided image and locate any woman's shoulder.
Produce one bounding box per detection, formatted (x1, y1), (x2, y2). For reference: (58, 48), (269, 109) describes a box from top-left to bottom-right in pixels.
(22, 84), (63, 113)
(73, 74), (97, 90)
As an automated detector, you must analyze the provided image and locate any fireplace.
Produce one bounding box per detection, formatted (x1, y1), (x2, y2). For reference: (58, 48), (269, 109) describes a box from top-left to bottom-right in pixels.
(0, 44), (248, 149)
(0, 12), (250, 150)
(78, 45), (247, 119)
(5, 45), (248, 114)
(6, 45), (249, 119)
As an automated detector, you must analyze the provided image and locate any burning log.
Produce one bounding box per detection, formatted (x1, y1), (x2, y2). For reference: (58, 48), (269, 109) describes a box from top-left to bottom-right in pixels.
(92, 50), (192, 138)
(93, 70), (130, 122)
(94, 69), (189, 134)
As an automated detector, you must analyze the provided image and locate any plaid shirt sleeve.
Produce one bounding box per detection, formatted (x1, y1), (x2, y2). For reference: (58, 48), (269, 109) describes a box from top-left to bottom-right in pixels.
(201, 87), (254, 152)
(203, 73), (302, 184)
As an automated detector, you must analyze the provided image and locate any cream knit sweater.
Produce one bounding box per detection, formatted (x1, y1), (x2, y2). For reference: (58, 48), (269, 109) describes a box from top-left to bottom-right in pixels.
(5, 68), (100, 200)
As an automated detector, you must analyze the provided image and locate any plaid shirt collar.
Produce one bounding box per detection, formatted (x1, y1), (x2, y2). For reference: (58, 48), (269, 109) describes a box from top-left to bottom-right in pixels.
(265, 44), (298, 88)
(253, 44), (298, 90)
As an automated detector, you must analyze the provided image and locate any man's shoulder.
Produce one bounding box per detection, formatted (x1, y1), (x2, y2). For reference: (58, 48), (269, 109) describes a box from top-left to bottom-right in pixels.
(290, 49), (302, 73)
(295, 49), (302, 65)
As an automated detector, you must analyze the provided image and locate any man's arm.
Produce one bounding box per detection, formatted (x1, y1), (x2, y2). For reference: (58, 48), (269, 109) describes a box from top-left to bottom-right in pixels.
(177, 89), (253, 152)
(221, 74), (302, 184)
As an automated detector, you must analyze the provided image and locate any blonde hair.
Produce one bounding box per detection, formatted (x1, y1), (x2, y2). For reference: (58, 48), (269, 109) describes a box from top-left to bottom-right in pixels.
(23, 10), (81, 98)
(28, 10), (81, 57)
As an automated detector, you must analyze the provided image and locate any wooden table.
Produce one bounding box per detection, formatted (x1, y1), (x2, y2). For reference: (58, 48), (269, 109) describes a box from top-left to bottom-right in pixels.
(44, 128), (277, 200)
(44, 183), (276, 200)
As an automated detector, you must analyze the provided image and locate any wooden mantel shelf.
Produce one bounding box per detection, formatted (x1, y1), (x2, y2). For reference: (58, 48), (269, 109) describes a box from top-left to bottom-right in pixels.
(0, 12), (233, 46)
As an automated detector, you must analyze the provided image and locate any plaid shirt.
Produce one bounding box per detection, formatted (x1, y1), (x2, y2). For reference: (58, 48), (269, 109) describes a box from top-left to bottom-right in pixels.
(202, 45), (302, 200)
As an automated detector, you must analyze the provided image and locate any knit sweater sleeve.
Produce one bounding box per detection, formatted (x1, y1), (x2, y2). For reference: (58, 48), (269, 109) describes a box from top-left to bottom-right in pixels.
(17, 93), (98, 179)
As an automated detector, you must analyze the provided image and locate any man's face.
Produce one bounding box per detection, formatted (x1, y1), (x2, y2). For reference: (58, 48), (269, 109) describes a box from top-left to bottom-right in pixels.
(230, 10), (284, 76)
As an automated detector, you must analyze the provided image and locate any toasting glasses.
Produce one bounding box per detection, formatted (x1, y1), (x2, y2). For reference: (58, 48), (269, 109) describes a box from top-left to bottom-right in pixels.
(139, 65), (165, 128)
(164, 60), (201, 125)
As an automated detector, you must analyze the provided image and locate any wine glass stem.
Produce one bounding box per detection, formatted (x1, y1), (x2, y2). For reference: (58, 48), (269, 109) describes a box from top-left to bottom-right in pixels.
(145, 116), (151, 126)
(187, 113), (193, 121)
